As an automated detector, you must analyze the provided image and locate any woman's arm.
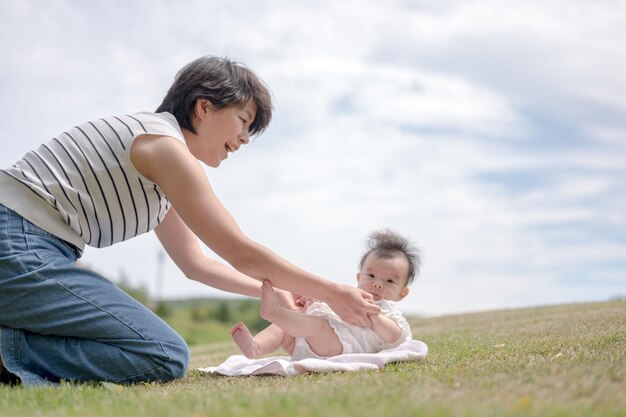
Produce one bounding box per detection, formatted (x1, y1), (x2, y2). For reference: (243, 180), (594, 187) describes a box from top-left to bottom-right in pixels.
(156, 207), (301, 309)
(132, 135), (379, 326)
(154, 208), (262, 297)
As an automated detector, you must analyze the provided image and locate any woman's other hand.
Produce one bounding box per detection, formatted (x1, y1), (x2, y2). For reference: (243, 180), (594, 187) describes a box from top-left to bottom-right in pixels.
(326, 284), (381, 328)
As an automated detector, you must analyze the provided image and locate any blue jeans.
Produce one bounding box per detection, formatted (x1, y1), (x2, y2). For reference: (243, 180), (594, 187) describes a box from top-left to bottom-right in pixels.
(0, 204), (189, 385)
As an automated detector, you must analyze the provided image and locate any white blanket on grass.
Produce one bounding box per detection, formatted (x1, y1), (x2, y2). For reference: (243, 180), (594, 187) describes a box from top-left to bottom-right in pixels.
(198, 339), (428, 377)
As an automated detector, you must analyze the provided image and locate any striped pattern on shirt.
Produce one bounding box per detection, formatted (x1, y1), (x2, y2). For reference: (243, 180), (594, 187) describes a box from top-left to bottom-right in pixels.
(0, 112), (186, 248)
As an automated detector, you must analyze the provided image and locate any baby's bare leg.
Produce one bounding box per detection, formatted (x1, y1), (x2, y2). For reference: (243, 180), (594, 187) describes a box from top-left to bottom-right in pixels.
(261, 281), (343, 357)
(230, 321), (286, 359)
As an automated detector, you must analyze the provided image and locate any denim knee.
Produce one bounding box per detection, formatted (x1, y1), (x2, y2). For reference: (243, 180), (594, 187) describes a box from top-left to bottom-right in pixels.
(153, 336), (190, 382)
(166, 342), (190, 381)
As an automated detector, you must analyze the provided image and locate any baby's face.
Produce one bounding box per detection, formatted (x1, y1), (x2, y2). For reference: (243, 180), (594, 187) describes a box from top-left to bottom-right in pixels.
(357, 253), (410, 302)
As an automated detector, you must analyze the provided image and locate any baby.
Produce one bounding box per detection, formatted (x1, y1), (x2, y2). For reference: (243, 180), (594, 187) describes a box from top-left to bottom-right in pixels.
(230, 229), (420, 360)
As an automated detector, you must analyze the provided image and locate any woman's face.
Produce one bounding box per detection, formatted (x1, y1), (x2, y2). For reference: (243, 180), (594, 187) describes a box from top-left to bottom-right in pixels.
(189, 99), (257, 167)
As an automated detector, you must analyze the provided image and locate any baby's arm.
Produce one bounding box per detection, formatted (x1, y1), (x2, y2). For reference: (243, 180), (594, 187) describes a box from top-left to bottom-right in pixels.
(369, 313), (402, 344)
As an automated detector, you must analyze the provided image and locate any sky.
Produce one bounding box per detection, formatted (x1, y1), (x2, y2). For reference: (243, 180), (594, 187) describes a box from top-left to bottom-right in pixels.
(0, 0), (624, 316)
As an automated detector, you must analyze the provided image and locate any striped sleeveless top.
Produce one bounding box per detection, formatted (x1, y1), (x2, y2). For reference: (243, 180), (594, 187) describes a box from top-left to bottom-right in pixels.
(0, 112), (186, 253)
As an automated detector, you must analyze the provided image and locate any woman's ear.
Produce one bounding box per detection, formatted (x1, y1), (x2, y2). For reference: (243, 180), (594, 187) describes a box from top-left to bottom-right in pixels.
(194, 99), (213, 120)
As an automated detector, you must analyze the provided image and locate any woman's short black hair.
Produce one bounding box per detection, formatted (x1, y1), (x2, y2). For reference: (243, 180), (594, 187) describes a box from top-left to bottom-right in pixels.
(156, 56), (273, 136)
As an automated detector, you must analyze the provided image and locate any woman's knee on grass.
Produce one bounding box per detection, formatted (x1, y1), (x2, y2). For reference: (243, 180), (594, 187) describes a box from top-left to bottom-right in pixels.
(139, 332), (190, 383)
(159, 337), (190, 382)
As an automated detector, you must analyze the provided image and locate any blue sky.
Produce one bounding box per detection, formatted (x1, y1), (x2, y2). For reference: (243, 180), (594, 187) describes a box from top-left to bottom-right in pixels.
(1, 0), (624, 315)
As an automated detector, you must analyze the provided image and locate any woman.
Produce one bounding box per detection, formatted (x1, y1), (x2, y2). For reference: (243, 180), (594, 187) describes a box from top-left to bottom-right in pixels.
(0, 56), (379, 385)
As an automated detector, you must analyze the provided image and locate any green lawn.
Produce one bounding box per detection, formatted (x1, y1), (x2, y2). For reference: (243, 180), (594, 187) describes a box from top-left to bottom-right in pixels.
(1, 300), (624, 417)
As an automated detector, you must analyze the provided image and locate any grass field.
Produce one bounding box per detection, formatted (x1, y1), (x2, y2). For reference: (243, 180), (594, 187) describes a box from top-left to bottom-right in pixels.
(1, 300), (624, 417)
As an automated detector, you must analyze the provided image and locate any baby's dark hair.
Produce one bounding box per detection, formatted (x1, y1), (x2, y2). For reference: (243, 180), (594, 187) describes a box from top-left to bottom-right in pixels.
(156, 56), (273, 136)
(358, 229), (421, 286)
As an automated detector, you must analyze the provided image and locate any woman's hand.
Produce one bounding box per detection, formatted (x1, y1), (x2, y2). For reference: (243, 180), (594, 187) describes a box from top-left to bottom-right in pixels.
(325, 284), (381, 328)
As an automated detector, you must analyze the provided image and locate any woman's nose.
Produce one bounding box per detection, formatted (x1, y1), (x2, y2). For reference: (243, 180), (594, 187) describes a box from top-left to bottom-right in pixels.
(239, 133), (250, 144)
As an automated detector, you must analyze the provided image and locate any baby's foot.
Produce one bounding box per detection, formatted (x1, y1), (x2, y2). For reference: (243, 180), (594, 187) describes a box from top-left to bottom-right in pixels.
(260, 280), (280, 321)
(230, 321), (259, 359)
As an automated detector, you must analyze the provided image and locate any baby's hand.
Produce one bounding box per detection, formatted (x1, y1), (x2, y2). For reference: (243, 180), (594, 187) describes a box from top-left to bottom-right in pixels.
(367, 311), (382, 323)
(274, 288), (300, 310)
(295, 296), (317, 311)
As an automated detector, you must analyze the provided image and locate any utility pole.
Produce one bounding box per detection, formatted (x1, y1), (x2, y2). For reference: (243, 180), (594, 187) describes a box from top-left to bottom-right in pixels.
(156, 249), (165, 302)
